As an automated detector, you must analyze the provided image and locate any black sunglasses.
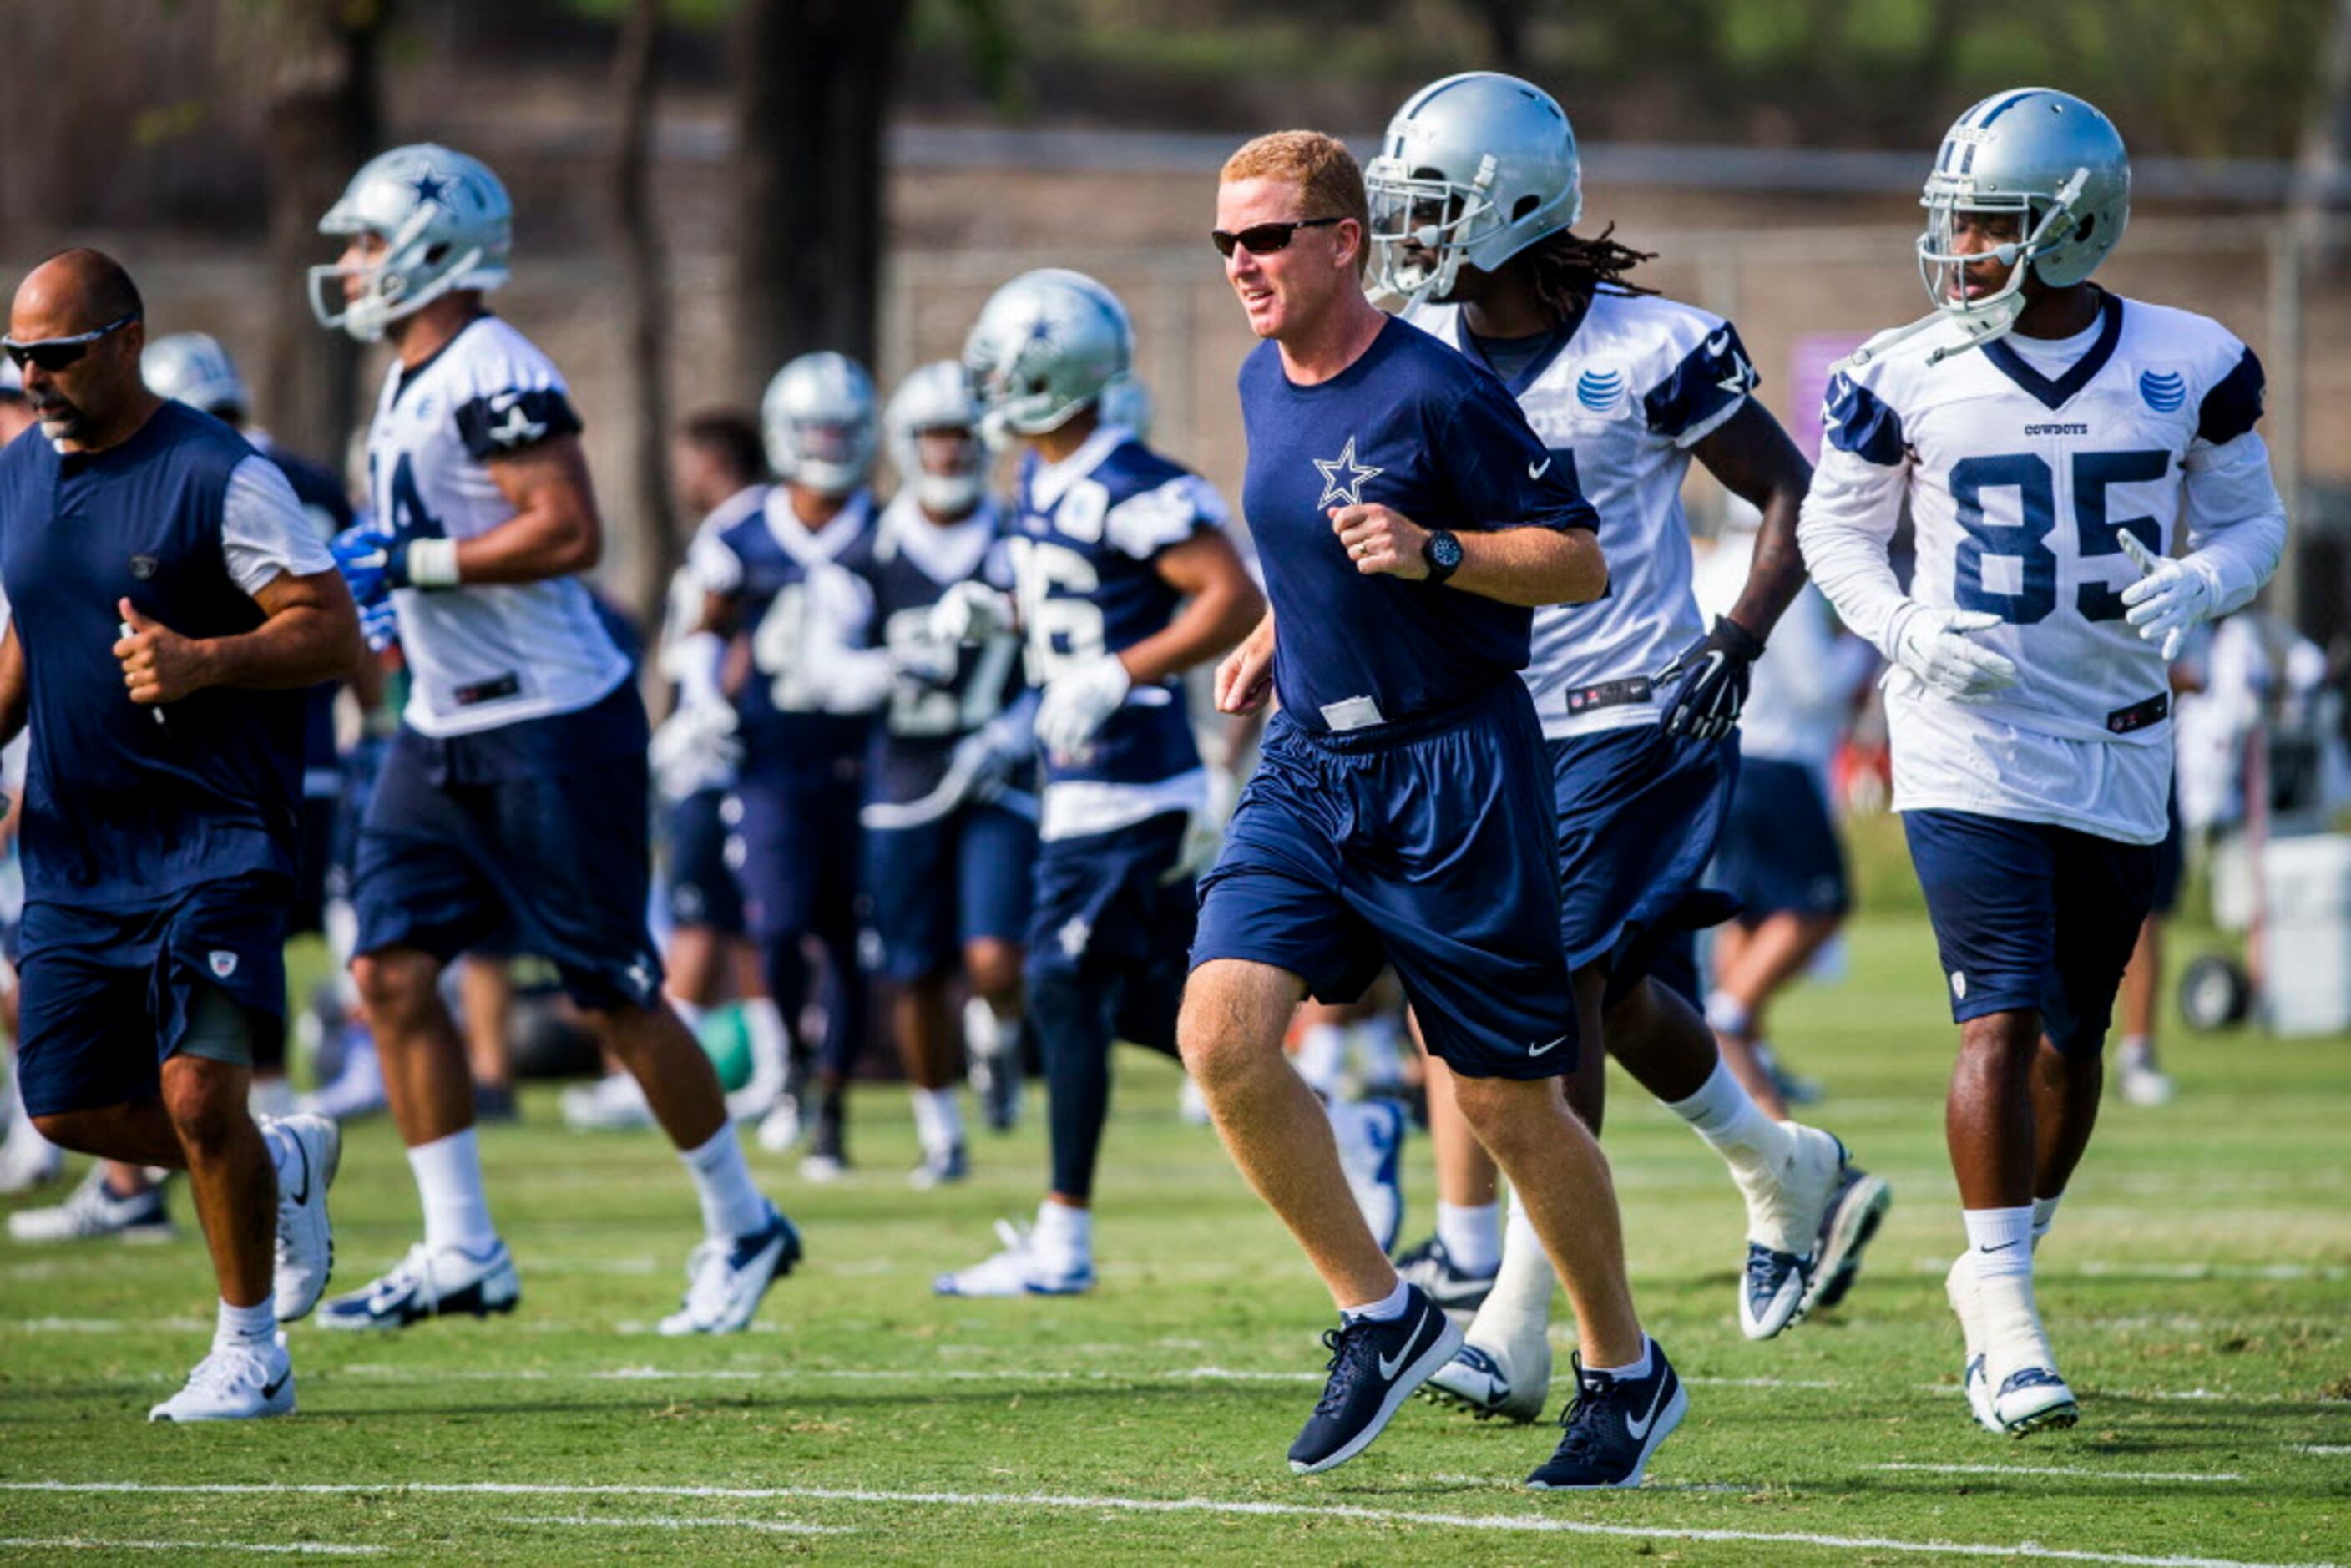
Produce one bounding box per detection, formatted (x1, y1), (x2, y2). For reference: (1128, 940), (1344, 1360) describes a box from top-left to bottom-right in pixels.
(1211, 215), (1347, 259)
(3, 312), (140, 373)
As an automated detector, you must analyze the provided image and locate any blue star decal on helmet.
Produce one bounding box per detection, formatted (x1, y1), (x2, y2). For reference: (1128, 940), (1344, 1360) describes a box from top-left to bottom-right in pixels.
(1025, 311), (1057, 345)
(408, 169), (454, 211)
(1314, 436), (1383, 509)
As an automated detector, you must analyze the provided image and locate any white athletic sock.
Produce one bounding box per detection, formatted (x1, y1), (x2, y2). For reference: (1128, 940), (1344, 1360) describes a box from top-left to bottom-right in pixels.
(1293, 1024), (1347, 1096)
(1586, 1333), (1654, 1382)
(1354, 1014), (1405, 1087)
(1666, 1060), (1796, 1180)
(680, 1125), (769, 1242)
(2031, 1194), (2061, 1245)
(1342, 1277), (1410, 1323)
(669, 996), (706, 1034)
(910, 1085), (963, 1158)
(1963, 1206), (2049, 1378)
(1703, 989), (1751, 1039)
(1034, 1198), (1090, 1262)
(1470, 1188), (1558, 1348)
(215, 1295), (277, 1352)
(407, 1128), (499, 1256)
(1435, 1200), (1502, 1277)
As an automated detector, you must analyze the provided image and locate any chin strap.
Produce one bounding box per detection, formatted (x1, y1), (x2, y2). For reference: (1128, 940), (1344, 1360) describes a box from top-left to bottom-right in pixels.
(1834, 291), (2026, 375)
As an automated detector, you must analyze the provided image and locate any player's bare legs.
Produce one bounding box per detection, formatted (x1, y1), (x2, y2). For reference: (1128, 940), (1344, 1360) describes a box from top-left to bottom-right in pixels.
(458, 957), (514, 1109)
(1446, 1071), (1643, 1368)
(584, 1000), (728, 1151)
(1948, 1009), (2043, 1209)
(1181, 959), (1395, 1306)
(159, 1055), (275, 1308)
(1424, 1059), (1498, 1207)
(1708, 912), (1842, 1118)
(352, 948), (474, 1147)
(2030, 1038), (2102, 1201)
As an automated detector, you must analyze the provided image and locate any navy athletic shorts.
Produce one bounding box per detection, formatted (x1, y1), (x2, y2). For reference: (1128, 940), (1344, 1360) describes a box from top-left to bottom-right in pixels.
(354, 680), (665, 1012)
(16, 873), (290, 1116)
(1903, 807), (2159, 1058)
(1714, 756), (1851, 923)
(864, 799), (1036, 982)
(1192, 680), (1576, 1080)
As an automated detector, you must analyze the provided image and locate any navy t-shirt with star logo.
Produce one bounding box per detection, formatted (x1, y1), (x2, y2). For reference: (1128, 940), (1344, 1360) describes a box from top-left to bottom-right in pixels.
(1237, 316), (1600, 733)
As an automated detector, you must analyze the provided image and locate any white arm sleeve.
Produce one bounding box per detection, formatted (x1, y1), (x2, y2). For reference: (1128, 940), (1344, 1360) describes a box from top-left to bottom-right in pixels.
(223, 456), (336, 597)
(2178, 431), (2288, 620)
(1795, 443), (1913, 660)
(686, 529), (745, 595)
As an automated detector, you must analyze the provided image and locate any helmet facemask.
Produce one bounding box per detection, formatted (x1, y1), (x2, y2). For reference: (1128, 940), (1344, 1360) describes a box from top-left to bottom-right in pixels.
(782, 417), (872, 498)
(1364, 154), (1498, 306)
(309, 205), (491, 344)
(1914, 165), (2091, 346)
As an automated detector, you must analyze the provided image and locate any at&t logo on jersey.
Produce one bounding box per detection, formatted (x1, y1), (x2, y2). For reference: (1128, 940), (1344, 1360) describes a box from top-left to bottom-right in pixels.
(2137, 370), (2187, 413)
(1575, 367), (1625, 412)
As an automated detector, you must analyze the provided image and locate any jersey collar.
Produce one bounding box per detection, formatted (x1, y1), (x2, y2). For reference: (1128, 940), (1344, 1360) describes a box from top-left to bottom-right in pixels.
(761, 486), (872, 568)
(1456, 292), (1594, 397)
(878, 493), (998, 584)
(1026, 422), (1134, 513)
(1979, 291), (2123, 412)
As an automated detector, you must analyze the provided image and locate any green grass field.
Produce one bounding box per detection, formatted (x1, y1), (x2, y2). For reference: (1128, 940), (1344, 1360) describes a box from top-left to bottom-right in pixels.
(1, 907), (2346, 1565)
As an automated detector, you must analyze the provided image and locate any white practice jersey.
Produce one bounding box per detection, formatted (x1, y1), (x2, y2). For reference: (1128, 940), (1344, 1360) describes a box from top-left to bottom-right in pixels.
(1405, 291), (1758, 740)
(653, 483), (769, 797)
(366, 315), (630, 737)
(1798, 293), (2286, 842)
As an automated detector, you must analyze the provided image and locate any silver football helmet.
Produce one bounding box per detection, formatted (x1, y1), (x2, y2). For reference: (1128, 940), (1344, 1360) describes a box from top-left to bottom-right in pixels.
(310, 144), (513, 343)
(1097, 373), (1154, 443)
(963, 268), (1132, 438)
(1364, 72), (1581, 306)
(764, 352), (877, 497)
(144, 331), (248, 417)
(885, 359), (988, 517)
(1918, 89), (2129, 336)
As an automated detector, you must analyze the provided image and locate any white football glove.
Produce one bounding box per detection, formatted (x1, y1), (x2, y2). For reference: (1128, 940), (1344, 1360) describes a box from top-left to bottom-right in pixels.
(2116, 529), (2215, 661)
(928, 581), (1016, 645)
(650, 701), (741, 802)
(1168, 764), (1241, 884)
(1035, 654), (1132, 765)
(1888, 604), (2018, 704)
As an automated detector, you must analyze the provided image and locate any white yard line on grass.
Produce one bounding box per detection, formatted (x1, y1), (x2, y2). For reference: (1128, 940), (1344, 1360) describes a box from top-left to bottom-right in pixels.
(1909, 1258), (2350, 1283)
(2291, 1446), (2351, 1455)
(0, 1538), (383, 1557)
(326, 1363), (1322, 1385)
(0, 1481), (2336, 1568)
(497, 1515), (851, 1535)
(1878, 1463), (2245, 1484)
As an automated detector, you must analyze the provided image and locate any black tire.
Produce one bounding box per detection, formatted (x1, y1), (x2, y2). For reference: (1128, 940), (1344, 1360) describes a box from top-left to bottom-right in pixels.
(2178, 953), (2252, 1032)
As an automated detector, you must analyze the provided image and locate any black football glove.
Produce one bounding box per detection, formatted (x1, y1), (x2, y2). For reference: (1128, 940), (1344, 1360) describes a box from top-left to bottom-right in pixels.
(1655, 615), (1766, 741)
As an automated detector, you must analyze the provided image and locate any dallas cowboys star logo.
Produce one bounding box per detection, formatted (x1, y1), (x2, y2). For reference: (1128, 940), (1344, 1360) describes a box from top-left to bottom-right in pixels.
(408, 169), (454, 211)
(1314, 436), (1383, 509)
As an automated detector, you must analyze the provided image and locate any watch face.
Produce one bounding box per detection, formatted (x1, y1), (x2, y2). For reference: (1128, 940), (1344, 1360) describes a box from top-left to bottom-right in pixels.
(1431, 533), (1464, 569)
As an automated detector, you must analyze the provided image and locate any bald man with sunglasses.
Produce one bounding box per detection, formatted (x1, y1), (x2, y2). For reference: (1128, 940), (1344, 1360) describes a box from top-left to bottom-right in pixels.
(0, 249), (362, 1421)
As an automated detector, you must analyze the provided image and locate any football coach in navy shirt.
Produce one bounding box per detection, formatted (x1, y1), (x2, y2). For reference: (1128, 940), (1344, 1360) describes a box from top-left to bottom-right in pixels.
(0, 250), (360, 1421)
(1179, 133), (1686, 1488)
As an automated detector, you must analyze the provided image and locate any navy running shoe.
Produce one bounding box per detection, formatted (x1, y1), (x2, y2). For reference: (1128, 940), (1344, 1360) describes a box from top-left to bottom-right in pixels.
(317, 1241), (520, 1330)
(1524, 1343), (1686, 1490)
(1808, 1163), (1893, 1312)
(1287, 1284), (1462, 1474)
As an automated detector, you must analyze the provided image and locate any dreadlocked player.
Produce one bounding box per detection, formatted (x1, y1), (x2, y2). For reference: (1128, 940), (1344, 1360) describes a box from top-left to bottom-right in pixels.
(1366, 73), (1893, 1424)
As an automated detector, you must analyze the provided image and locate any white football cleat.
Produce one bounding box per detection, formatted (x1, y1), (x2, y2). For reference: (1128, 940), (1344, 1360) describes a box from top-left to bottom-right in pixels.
(1327, 1096), (1406, 1254)
(932, 1219), (1094, 1297)
(1946, 1252), (2002, 1434)
(756, 1094), (805, 1154)
(560, 1072), (655, 1132)
(2116, 1046), (2176, 1107)
(265, 1113), (340, 1322)
(149, 1338), (294, 1423)
(1422, 1330), (1551, 1424)
(1991, 1363), (2081, 1437)
(317, 1241), (521, 1330)
(0, 1126), (64, 1195)
(8, 1166), (174, 1242)
(658, 1206), (801, 1335)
